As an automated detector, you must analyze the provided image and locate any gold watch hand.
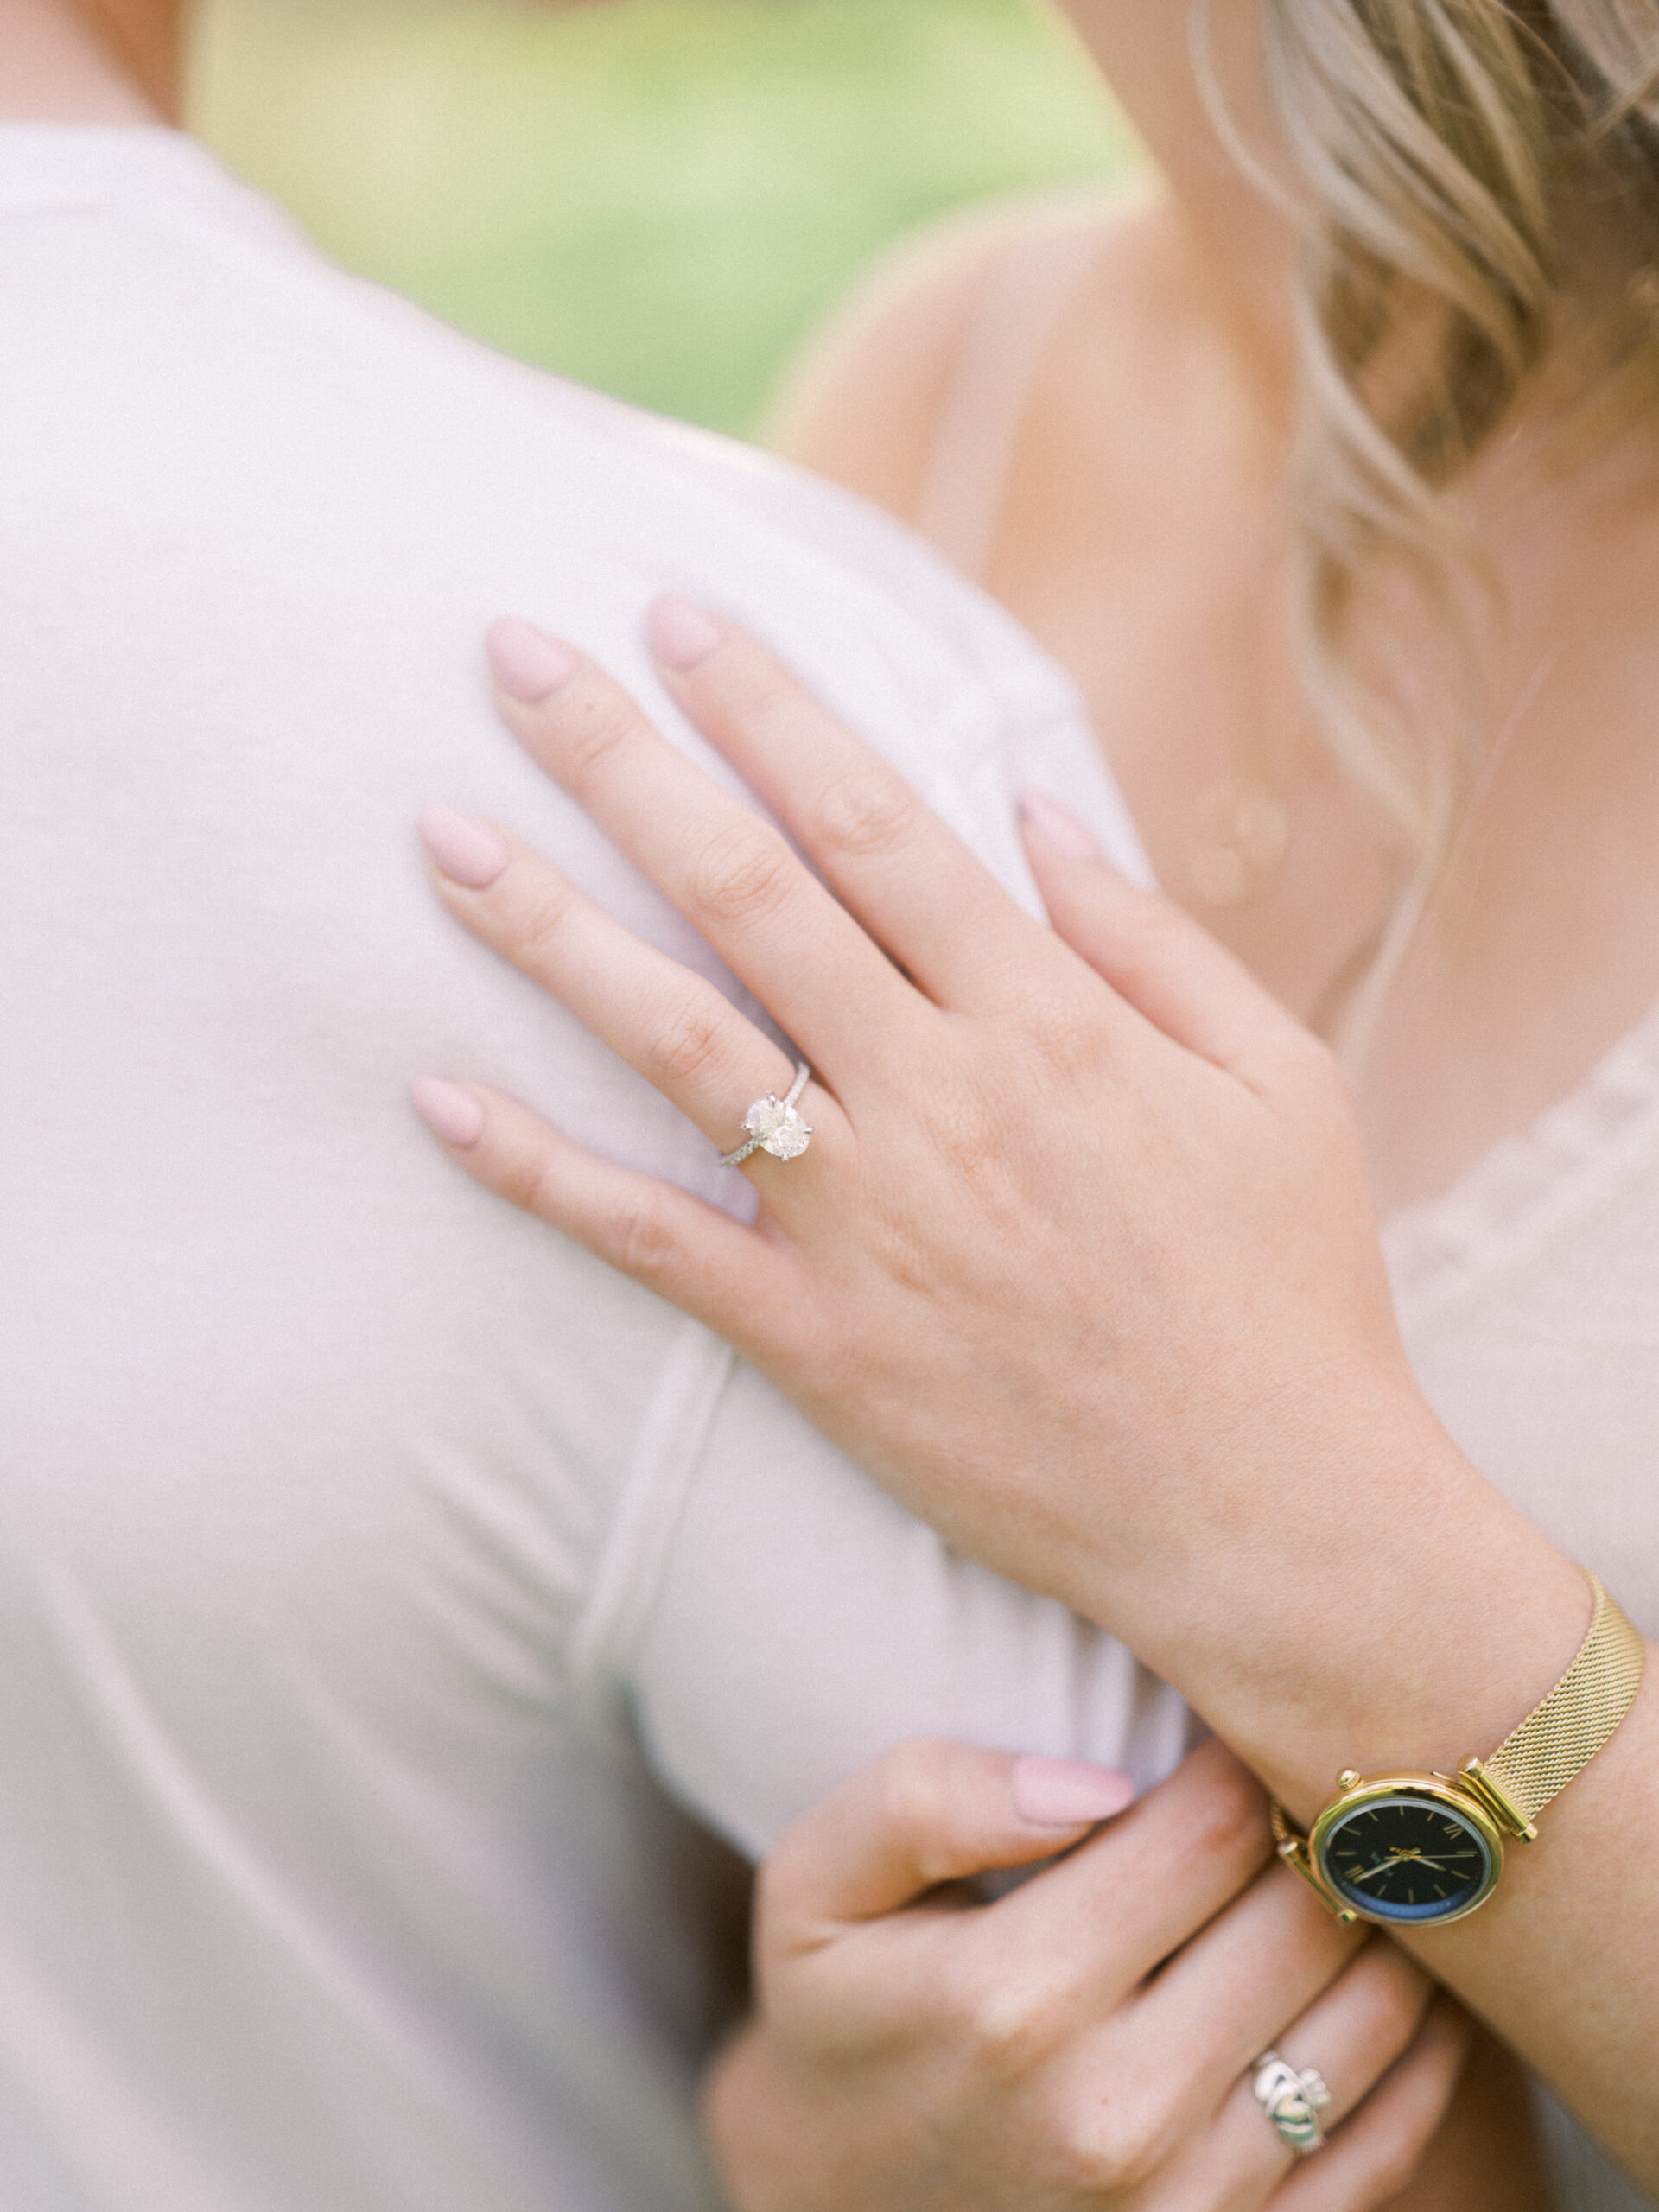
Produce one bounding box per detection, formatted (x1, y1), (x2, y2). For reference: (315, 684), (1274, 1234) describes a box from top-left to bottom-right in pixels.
(1347, 1856), (1409, 1885)
(1348, 1851), (1467, 1887)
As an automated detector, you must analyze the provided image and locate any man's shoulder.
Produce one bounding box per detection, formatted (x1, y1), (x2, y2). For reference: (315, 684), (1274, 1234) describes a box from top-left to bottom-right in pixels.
(119, 137), (1088, 765)
(6, 129), (1134, 885)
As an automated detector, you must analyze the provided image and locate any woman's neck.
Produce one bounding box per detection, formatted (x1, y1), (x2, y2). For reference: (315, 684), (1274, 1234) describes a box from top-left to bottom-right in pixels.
(0, 0), (167, 124)
(1059, 0), (1298, 412)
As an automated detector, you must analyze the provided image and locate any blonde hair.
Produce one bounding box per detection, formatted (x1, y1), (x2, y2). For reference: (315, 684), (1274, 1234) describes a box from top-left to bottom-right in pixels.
(1259, 0), (1659, 867)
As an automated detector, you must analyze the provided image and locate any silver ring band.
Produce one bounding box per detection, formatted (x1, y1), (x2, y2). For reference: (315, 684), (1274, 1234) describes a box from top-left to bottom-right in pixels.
(720, 1061), (813, 1168)
(1252, 2051), (1330, 2156)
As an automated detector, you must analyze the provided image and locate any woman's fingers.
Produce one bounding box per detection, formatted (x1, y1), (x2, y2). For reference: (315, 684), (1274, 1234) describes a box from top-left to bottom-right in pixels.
(719, 1735), (1467, 2212)
(1123, 1855), (1366, 2102)
(982, 1736), (1282, 1995)
(1268, 1941), (1435, 2139)
(484, 620), (920, 1079)
(643, 598), (1052, 1011)
(760, 1738), (1135, 1942)
(1274, 2001), (1471, 2209)
(1020, 792), (1318, 1090)
(418, 809), (846, 1168)
(1164, 1940), (1439, 2207)
(408, 1078), (797, 1353)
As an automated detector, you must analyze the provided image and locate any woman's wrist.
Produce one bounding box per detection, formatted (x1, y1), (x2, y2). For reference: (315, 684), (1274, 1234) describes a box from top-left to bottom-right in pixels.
(429, 604), (1593, 1854)
(1066, 1379), (1591, 1821)
(1262, 1508), (1591, 1830)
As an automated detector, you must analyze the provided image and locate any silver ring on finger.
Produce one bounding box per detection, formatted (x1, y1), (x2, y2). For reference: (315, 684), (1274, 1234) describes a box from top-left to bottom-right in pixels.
(1252, 2051), (1331, 2157)
(719, 1060), (813, 1168)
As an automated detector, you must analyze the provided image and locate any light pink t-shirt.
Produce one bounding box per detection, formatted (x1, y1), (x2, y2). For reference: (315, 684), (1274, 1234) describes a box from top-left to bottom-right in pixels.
(0, 128), (1187, 2212)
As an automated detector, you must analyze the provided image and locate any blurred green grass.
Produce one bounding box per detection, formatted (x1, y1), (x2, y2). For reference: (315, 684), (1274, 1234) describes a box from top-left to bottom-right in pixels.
(189, 0), (1141, 436)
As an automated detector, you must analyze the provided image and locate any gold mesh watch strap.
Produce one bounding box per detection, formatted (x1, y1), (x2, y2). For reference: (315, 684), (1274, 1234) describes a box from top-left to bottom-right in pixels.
(1465, 1573), (1647, 1838)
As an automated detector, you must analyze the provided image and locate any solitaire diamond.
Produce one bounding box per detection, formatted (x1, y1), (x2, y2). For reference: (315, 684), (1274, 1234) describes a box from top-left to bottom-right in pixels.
(745, 1096), (811, 1160)
(718, 1060), (814, 1168)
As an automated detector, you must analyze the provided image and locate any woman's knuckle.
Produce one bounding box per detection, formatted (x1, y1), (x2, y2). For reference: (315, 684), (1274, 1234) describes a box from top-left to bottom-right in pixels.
(611, 1198), (677, 1283)
(910, 1083), (1003, 1190)
(559, 689), (637, 779)
(810, 768), (917, 860)
(497, 1146), (559, 1220)
(1018, 982), (1099, 1074)
(1037, 2113), (1109, 2196)
(870, 1742), (954, 1855)
(512, 884), (580, 975)
(1182, 1760), (1270, 1862)
(648, 995), (729, 1088)
(691, 822), (795, 925)
(938, 1955), (1062, 2075)
(1065, 2097), (1170, 2193)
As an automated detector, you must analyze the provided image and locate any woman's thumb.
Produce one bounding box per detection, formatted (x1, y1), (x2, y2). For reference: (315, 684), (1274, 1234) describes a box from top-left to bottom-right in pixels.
(763, 1738), (1134, 1936)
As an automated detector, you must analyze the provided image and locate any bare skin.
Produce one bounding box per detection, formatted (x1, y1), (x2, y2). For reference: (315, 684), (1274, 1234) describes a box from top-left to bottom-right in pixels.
(419, 609), (1621, 2196)
(738, 0), (1659, 2152)
(774, 0), (1659, 1217)
(0, 0), (166, 118)
(704, 1740), (1508, 2212)
(0, 3), (1572, 2197)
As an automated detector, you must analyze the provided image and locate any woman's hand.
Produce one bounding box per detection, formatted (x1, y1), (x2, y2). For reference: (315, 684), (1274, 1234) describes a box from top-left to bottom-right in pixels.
(412, 601), (1583, 1800)
(413, 605), (1654, 2174)
(702, 1736), (1481, 2212)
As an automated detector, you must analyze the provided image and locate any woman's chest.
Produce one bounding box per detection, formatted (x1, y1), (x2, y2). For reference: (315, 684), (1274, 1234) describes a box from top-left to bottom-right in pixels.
(1385, 1035), (1659, 1637)
(989, 391), (1659, 1210)
(985, 350), (1402, 1033)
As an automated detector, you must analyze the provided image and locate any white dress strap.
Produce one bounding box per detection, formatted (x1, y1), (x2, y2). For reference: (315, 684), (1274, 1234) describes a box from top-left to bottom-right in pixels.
(916, 197), (1116, 584)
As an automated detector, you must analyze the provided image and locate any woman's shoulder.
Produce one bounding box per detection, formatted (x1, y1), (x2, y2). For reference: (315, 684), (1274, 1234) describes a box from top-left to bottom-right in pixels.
(765, 184), (1160, 531)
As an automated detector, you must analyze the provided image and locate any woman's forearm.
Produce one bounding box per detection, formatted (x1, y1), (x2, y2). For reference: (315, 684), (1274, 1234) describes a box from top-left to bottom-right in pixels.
(1042, 1377), (1588, 1798)
(418, 610), (1655, 2186)
(1397, 1659), (1659, 2189)
(1099, 1412), (1654, 2187)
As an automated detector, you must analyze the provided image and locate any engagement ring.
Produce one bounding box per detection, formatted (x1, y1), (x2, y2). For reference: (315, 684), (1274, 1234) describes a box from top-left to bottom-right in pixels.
(719, 1061), (813, 1168)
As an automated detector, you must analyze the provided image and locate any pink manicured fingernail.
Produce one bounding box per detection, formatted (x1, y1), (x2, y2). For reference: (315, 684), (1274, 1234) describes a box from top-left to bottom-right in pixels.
(1019, 791), (1102, 861)
(1011, 1757), (1135, 1829)
(410, 1077), (486, 1149)
(420, 806), (510, 890)
(647, 594), (724, 671)
(486, 617), (579, 703)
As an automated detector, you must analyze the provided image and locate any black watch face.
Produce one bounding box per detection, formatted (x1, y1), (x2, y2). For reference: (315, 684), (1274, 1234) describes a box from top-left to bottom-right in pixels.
(1317, 1795), (1497, 1923)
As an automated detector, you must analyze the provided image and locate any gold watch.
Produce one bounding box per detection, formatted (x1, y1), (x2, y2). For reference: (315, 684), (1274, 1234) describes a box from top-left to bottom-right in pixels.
(1272, 1570), (1645, 1928)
